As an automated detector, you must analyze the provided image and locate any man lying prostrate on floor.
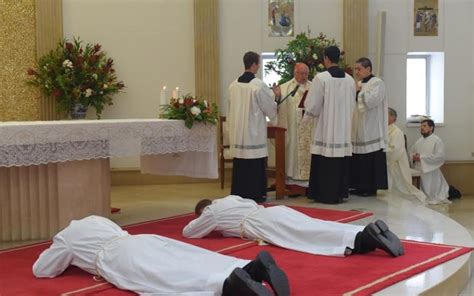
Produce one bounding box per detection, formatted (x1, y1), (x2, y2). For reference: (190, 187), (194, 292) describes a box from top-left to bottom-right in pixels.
(183, 195), (404, 257)
(33, 215), (290, 296)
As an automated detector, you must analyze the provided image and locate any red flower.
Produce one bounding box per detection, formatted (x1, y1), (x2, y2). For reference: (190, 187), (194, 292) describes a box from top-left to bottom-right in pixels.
(93, 44), (101, 53)
(52, 89), (62, 98)
(89, 55), (98, 64)
(75, 56), (84, 66)
(65, 42), (73, 53)
(27, 68), (37, 76)
(106, 58), (114, 68)
(184, 97), (194, 107)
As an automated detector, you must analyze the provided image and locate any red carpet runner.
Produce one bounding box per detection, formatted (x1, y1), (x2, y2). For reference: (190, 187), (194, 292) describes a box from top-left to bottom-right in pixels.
(0, 206), (471, 295)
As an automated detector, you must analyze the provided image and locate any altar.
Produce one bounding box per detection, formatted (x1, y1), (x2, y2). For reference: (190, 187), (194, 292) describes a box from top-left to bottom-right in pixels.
(0, 119), (217, 241)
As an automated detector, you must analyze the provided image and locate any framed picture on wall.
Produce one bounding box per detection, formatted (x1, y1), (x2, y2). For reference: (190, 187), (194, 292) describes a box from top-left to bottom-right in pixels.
(414, 0), (438, 36)
(268, 0), (294, 37)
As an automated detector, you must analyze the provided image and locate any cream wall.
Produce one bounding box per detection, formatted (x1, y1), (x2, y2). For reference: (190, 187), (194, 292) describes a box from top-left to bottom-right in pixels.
(63, 0), (195, 168)
(472, 0), (474, 159)
(218, 0), (343, 115)
(62, 0), (473, 165)
(368, 0), (474, 161)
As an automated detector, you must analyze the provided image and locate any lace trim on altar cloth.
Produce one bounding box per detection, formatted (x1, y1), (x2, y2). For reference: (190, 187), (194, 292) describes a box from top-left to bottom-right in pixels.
(0, 119), (216, 167)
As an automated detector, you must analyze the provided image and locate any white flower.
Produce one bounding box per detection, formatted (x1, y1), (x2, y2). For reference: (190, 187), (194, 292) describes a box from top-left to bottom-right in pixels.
(178, 98), (184, 104)
(203, 100), (208, 108)
(85, 88), (93, 97)
(100, 91), (103, 95)
(190, 106), (201, 116)
(92, 74), (98, 80)
(312, 53), (318, 60)
(62, 59), (73, 69)
(103, 84), (108, 89)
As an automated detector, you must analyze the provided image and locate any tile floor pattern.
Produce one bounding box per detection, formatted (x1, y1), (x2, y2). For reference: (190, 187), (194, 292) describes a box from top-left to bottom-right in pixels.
(2, 182), (473, 295)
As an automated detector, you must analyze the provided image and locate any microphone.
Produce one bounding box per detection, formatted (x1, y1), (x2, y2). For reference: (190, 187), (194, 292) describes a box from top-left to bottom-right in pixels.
(278, 84), (300, 106)
(290, 84), (300, 97)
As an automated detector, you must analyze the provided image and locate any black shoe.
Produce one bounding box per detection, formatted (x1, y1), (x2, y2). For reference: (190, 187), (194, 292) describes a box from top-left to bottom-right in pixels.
(352, 230), (376, 254)
(222, 268), (272, 296)
(243, 251), (290, 296)
(374, 220), (404, 256)
(349, 189), (376, 197)
(365, 223), (403, 257)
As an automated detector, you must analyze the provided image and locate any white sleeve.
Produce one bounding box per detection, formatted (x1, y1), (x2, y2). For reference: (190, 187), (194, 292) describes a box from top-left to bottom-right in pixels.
(360, 80), (386, 109)
(256, 86), (277, 122)
(420, 138), (445, 173)
(303, 76), (324, 120)
(182, 207), (218, 238)
(387, 130), (406, 164)
(32, 234), (73, 278)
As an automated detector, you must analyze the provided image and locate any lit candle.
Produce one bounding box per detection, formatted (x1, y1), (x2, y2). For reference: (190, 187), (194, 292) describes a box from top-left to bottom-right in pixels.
(172, 86), (180, 99)
(160, 86), (168, 105)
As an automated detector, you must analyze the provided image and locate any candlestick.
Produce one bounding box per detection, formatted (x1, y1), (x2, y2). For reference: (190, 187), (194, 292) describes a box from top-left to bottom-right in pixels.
(160, 86), (168, 106)
(172, 86), (180, 99)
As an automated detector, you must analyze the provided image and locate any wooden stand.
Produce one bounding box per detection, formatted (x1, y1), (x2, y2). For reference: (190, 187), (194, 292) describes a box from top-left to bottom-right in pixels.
(267, 126), (306, 199)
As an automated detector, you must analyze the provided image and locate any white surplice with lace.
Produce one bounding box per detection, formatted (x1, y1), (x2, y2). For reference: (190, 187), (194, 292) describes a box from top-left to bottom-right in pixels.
(409, 134), (450, 204)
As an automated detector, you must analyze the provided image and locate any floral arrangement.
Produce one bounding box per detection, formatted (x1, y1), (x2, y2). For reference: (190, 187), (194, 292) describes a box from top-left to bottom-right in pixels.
(161, 94), (218, 129)
(27, 37), (125, 118)
(265, 31), (351, 85)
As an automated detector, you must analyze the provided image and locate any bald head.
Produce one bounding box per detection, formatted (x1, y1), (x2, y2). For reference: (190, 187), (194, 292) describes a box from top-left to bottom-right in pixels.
(294, 63), (309, 84)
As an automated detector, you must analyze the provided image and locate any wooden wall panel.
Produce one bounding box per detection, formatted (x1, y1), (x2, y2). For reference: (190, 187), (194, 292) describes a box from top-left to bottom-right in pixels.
(194, 0), (219, 105)
(343, 0), (368, 67)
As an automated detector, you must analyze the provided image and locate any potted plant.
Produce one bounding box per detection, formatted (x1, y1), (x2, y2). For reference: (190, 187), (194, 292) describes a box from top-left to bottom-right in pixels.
(27, 37), (125, 119)
(161, 94), (218, 129)
(265, 31), (352, 85)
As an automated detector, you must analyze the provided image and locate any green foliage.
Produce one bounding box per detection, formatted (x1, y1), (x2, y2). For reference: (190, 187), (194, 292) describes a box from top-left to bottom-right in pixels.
(265, 32), (351, 85)
(161, 94), (218, 129)
(27, 37), (125, 118)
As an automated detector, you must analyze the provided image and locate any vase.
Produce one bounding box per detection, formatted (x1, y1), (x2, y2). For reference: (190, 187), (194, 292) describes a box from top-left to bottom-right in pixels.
(70, 103), (88, 119)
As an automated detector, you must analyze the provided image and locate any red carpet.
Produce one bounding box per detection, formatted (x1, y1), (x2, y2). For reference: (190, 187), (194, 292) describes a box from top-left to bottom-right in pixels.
(1, 207), (471, 295)
(230, 241), (472, 296)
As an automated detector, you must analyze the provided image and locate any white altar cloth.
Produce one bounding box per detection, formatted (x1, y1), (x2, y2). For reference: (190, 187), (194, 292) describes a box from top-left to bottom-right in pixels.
(0, 119), (217, 178)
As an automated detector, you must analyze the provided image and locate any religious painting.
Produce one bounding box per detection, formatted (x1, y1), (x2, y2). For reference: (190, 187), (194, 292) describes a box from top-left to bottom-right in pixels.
(268, 0), (294, 37)
(414, 0), (438, 36)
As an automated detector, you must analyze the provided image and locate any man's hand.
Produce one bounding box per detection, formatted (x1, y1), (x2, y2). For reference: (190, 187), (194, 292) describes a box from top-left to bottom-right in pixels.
(272, 83), (282, 99)
(412, 153), (421, 162)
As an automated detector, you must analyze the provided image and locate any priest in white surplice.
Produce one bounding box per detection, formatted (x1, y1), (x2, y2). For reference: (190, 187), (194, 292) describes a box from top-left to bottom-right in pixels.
(409, 119), (451, 205)
(303, 46), (355, 204)
(386, 108), (427, 203)
(228, 51), (278, 203)
(277, 63), (313, 188)
(350, 57), (388, 197)
(33, 215), (290, 296)
(183, 195), (404, 257)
